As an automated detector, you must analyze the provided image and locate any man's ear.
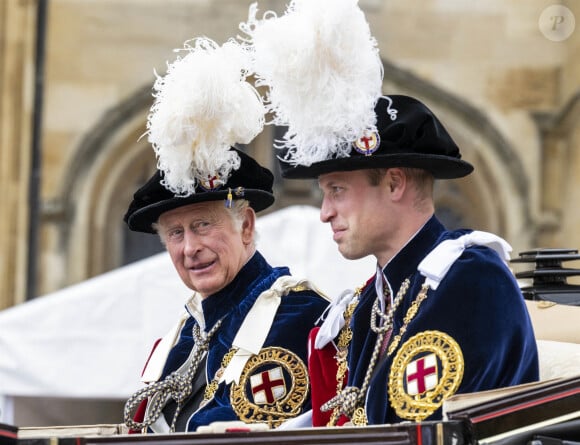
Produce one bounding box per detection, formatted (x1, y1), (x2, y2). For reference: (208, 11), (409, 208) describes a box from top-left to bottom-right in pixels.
(387, 168), (406, 198)
(241, 207), (256, 245)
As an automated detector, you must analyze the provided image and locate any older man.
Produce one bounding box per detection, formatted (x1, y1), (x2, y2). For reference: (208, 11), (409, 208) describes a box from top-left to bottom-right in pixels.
(121, 35), (328, 433)
(123, 149), (328, 432)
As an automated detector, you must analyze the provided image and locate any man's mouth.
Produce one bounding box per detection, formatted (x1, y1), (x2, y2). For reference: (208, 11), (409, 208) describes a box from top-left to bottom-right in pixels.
(189, 260), (215, 271)
(332, 227), (346, 242)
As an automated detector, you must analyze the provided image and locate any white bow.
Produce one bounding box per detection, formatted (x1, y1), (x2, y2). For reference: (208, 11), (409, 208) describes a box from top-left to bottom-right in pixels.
(417, 230), (512, 290)
(314, 289), (357, 350)
(222, 276), (316, 384)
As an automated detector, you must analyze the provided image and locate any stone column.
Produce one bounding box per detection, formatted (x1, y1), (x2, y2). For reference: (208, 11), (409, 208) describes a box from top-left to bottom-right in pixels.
(0, 0), (38, 308)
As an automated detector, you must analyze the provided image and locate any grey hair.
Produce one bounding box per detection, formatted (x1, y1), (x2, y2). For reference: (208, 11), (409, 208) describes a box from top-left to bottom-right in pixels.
(228, 199), (251, 232)
(229, 199), (258, 249)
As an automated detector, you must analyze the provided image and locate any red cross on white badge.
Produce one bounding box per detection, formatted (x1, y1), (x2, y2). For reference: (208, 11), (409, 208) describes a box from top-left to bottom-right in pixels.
(200, 174), (223, 191)
(354, 131), (379, 155)
(406, 353), (438, 395)
(250, 367), (286, 405)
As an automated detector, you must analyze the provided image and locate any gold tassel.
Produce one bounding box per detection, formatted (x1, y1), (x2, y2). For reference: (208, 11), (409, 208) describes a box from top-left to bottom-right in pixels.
(226, 188), (233, 208)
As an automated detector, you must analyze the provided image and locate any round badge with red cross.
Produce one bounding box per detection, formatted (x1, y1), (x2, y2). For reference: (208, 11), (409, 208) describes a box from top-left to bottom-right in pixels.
(199, 174), (227, 191)
(387, 330), (464, 421)
(353, 130), (380, 156)
(230, 347), (308, 428)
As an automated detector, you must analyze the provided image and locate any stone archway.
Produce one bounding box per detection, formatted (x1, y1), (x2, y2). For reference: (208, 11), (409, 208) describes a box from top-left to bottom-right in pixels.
(55, 85), (162, 282)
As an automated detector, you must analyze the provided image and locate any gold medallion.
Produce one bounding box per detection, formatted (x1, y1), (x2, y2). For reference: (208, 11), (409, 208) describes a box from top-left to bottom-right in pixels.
(388, 330), (464, 422)
(230, 347), (308, 427)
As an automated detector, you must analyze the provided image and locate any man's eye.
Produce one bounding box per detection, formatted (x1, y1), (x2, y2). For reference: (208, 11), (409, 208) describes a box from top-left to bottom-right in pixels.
(167, 228), (183, 238)
(193, 221), (212, 232)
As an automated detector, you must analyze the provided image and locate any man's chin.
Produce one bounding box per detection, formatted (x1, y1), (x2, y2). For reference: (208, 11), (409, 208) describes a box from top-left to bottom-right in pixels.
(338, 245), (364, 261)
(189, 277), (222, 298)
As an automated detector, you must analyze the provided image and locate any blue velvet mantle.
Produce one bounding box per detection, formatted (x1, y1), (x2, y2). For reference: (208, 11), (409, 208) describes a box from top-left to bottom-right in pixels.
(159, 251), (328, 431)
(347, 216), (539, 424)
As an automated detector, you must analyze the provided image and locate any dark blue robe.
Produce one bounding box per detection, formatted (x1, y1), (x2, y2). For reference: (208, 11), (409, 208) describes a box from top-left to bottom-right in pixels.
(158, 251), (328, 431)
(347, 216), (539, 424)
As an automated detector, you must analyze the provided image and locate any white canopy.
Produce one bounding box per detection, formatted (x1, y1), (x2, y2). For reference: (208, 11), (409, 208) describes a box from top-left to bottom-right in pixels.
(0, 205), (374, 402)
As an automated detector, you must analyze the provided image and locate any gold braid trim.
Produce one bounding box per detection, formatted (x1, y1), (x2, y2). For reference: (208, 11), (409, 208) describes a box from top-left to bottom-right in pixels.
(323, 280), (431, 426)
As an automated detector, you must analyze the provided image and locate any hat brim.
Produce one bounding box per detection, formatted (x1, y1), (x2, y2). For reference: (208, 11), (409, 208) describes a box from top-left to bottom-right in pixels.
(126, 189), (275, 234)
(280, 153), (474, 180)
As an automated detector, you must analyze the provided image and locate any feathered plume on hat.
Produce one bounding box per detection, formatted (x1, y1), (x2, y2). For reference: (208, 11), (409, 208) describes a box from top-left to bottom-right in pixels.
(147, 37), (266, 196)
(238, 0), (384, 167)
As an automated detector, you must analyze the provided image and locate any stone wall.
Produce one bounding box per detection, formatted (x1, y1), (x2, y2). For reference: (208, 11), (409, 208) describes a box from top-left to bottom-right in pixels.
(0, 0), (578, 307)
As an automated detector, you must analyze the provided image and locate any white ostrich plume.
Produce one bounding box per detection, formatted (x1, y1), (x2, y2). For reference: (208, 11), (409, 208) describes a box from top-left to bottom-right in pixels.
(147, 37), (266, 196)
(240, 0), (384, 167)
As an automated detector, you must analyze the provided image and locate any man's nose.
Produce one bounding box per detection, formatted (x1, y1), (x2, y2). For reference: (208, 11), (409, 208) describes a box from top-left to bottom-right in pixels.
(320, 197), (334, 223)
(183, 230), (201, 256)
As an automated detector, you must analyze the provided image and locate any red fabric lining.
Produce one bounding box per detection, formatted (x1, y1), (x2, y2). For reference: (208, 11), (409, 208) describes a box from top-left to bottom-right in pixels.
(308, 327), (349, 426)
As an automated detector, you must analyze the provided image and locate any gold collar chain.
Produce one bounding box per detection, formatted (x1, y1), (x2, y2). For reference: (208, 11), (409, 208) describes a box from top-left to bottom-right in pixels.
(327, 287), (362, 426)
(324, 278), (431, 426)
(201, 347), (237, 404)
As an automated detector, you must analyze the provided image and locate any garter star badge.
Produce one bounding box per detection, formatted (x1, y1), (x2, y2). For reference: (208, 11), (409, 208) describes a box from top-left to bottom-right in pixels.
(199, 174), (227, 191)
(388, 330), (464, 421)
(230, 347), (308, 427)
(353, 130), (380, 156)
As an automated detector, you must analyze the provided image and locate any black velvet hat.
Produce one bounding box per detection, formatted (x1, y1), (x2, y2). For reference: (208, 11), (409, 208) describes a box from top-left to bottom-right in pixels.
(124, 36), (275, 234)
(124, 148), (274, 234)
(279, 95), (474, 180)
